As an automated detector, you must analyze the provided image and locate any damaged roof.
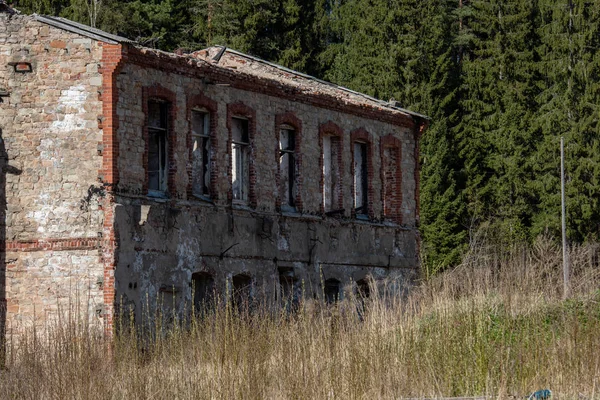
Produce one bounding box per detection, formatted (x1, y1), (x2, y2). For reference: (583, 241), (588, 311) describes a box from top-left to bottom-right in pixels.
(30, 15), (429, 122)
(193, 46), (429, 121)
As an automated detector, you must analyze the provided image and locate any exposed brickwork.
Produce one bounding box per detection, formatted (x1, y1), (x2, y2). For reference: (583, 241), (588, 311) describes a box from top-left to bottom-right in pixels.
(4, 238), (103, 252)
(380, 134), (403, 224)
(226, 102), (257, 208)
(100, 43), (125, 334)
(186, 92), (219, 200)
(274, 112), (303, 212)
(124, 47), (416, 130)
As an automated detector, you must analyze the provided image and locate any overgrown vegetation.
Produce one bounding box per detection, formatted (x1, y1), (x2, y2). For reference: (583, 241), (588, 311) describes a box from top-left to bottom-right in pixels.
(2, 238), (599, 399)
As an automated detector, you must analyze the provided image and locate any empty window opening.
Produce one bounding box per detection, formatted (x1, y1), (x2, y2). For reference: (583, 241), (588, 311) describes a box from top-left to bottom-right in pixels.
(353, 142), (368, 215)
(232, 274), (252, 312)
(191, 110), (211, 198)
(324, 278), (341, 304)
(232, 118), (250, 203)
(191, 272), (214, 314)
(148, 100), (169, 194)
(322, 135), (341, 212)
(279, 127), (296, 209)
(279, 267), (299, 311)
(356, 279), (370, 300)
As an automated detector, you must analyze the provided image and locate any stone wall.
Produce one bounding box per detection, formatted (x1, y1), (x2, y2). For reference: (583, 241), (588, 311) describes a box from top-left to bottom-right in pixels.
(0, 14), (106, 335)
(112, 59), (421, 323)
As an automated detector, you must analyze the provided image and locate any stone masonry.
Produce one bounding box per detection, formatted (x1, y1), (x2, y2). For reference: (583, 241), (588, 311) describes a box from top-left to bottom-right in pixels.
(0, 10), (428, 340)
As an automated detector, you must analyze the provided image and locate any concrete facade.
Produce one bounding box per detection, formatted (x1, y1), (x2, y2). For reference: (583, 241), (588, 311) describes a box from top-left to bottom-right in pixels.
(0, 10), (428, 338)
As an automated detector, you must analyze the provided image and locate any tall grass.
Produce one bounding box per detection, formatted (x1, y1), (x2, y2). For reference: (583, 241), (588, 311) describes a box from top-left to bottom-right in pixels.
(2, 237), (600, 399)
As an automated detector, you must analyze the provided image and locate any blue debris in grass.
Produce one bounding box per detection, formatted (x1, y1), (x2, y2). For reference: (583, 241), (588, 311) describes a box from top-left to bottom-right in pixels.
(528, 389), (552, 399)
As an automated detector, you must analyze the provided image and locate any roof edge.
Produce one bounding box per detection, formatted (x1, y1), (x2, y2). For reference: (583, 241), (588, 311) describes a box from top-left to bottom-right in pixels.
(213, 46), (430, 121)
(33, 14), (136, 45)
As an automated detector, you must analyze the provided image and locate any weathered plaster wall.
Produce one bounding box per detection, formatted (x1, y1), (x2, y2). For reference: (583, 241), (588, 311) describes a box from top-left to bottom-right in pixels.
(112, 61), (420, 322)
(0, 14), (106, 334)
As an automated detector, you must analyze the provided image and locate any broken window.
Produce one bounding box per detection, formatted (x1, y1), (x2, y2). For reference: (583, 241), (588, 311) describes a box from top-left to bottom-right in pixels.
(191, 110), (211, 198)
(353, 141), (368, 215)
(322, 135), (342, 212)
(231, 118), (250, 203)
(191, 272), (214, 314)
(324, 278), (341, 304)
(148, 100), (169, 194)
(279, 127), (297, 210)
(232, 274), (252, 313)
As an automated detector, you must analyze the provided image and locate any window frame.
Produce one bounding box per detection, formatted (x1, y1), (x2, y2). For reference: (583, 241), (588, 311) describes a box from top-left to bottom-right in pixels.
(275, 112), (303, 213)
(319, 121), (344, 215)
(187, 93), (218, 201)
(350, 128), (373, 219)
(146, 100), (170, 197)
(143, 85), (177, 198)
(190, 108), (212, 199)
(227, 102), (256, 207)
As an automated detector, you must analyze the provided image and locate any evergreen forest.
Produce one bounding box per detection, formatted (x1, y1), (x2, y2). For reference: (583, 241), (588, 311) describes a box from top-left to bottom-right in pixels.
(13, 0), (600, 273)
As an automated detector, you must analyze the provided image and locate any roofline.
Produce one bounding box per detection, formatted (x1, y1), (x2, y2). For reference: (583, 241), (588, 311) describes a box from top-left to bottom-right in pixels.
(33, 14), (136, 45)
(29, 14), (429, 123)
(219, 47), (430, 121)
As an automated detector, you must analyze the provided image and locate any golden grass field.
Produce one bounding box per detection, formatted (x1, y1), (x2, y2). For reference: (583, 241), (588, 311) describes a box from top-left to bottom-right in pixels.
(1, 237), (599, 399)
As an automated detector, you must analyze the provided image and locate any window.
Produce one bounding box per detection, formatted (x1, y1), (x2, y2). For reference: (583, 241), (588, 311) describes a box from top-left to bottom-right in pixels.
(356, 279), (370, 300)
(279, 127), (296, 210)
(148, 100), (169, 194)
(191, 110), (211, 198)
(324, 278), (341, 304)
(279, 267), (299, 311)
(231, 118), (250, 203)
(353, 141), (368, 215)
(322, 135), (342, 212)
(191, 272), (214, 314)
(231, 274), (252, 313)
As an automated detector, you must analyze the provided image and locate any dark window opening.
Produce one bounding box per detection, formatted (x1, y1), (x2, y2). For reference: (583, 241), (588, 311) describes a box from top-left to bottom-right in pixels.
(278, 267), (299, 312)
(191, 110), (211, 198)
(232, 118), (250, 203)
(279, 127), (296, 210)
(356, 279), (370, 299)
(231, 274), (252, 312)
(324, 278), (341, 304)
(191, 272), (214, 314)
(353, 141), (368, 215)
(148, 100), (169, 194)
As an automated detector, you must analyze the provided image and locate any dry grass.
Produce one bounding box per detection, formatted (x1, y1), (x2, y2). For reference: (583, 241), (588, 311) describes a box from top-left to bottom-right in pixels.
(2, 237), (600, 399)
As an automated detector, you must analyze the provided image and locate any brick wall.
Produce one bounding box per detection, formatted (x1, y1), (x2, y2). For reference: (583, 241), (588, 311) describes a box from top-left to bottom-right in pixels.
(0, 15), (106, 335)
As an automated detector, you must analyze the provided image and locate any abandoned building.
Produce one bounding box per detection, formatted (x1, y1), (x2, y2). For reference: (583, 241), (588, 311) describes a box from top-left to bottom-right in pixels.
(0, 7), (428, 335)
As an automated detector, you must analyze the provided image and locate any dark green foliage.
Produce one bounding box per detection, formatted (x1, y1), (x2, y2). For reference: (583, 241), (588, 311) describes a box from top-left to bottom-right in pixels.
(13, 0), (600, 272)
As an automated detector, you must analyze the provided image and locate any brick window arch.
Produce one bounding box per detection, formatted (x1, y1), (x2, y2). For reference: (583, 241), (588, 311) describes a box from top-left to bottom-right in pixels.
(275, 112), (303, 212)
(380, 134), (403, 223)
(350, 128), (374, 219)
(319, 121), (344, 214)
(187, 93), (218, 200)
(142, 84), (177, 197)
(227, 102), (256, 207)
